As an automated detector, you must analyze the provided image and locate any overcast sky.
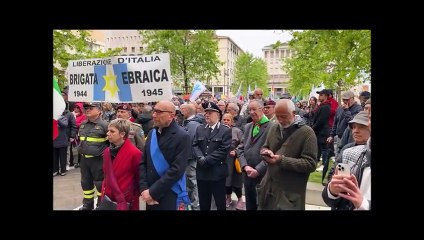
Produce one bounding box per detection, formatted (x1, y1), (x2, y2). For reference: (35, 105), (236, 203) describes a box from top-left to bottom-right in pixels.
(215, 30), (293, 58)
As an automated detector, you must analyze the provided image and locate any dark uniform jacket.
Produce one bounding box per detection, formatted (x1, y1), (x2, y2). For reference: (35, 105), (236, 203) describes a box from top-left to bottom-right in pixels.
(139, 120), (191, 203)
(53, 110), (77, 148)
(193, 122), (232, 181)
(77, 117), (109, 157)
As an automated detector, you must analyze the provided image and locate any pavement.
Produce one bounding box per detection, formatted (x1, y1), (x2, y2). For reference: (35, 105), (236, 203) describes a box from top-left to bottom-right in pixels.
(54, 166), (330, 210)
(54, 148), (329, 210)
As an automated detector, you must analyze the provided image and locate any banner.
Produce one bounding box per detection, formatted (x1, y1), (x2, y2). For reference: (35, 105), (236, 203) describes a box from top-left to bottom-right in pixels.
(66, 53), (172, 103)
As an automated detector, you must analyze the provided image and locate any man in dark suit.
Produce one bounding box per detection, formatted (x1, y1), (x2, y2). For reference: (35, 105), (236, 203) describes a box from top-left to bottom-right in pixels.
(139, 101), (191, 210)
(236, 100), (272, 210)
(193, 102), (232, 210)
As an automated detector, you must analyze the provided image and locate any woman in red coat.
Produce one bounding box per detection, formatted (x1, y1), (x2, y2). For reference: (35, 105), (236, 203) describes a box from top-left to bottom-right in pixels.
(99, 118), (142, 210)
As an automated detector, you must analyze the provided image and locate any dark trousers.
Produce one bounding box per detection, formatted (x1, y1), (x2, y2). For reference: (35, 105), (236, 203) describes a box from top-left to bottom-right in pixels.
(197, 178), (226, 210)
(243, 174), (262, 210)
(226, 186), (242, 198)
(53, 147), (68, 174)
(80, 155), (104, 199)
(146, 190), (177, 210)
(318, 142), (330, 183)
(69, 143), (81, 165)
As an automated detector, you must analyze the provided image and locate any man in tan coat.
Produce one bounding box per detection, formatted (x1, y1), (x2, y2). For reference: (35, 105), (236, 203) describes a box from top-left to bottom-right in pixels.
(258, 99), (318, 210)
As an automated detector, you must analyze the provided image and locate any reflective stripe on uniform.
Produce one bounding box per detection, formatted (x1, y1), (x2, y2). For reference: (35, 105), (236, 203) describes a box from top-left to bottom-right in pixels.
(83, 188), (96, 199)
(79, 136), (108, 142)
(84, 154), (94, 158)
(83, 189), (95, 194)
(97, 192), (102, 197)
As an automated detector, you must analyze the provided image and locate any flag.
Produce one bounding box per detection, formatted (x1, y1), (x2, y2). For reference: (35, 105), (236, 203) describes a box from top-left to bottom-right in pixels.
(235, 83), (242, 98)
(189, 80), (206, 102)
(53, 79), (66, 140)
(247, 84), (252, 99)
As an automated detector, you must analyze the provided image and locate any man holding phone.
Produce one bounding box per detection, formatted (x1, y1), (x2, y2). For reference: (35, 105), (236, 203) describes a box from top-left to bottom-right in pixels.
(258, 99), (318, 210)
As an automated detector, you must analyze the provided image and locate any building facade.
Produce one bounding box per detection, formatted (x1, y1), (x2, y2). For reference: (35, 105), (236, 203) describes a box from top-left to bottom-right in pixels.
(212, 35), (244, 99)
(262, 42), (294, 98)
(104, 30), (146, 56)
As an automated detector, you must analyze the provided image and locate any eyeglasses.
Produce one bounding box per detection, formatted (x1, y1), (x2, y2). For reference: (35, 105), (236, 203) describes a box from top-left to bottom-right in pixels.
(153, 109), (173, 114)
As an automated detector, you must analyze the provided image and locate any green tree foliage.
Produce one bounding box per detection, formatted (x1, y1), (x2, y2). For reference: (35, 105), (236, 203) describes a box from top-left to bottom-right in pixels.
(53, 30), (121, 89)
(284, 30), (371, 98)
(139, 30), (222, 94)
(233, 52), (269, 96)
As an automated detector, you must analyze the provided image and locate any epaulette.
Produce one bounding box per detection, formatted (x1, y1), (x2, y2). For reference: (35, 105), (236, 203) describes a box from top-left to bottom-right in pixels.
(131, 122), (142, 128)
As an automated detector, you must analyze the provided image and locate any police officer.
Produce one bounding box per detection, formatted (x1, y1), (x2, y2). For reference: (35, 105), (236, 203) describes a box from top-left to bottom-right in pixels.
(77, 102), (109, 210)
(193, 101), (232, 210)
(115, 103), (145, 152)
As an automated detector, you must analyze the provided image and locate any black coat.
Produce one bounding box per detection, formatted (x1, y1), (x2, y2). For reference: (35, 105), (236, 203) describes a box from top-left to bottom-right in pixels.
(139, 120), (191, 210)
(311, 102), (331, 144)
(193, 123), (232, 181)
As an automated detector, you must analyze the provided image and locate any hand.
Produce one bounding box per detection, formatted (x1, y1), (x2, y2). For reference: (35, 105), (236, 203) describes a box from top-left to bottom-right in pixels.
(141, 189), (157, 204)
(244, 166), (259, 178)
(326, 136), (333, 143)
(197, 156), (207, 166)
(229, 150), (236, 157)
(337, 174), (363, 209)
(328, 173), (352, 196)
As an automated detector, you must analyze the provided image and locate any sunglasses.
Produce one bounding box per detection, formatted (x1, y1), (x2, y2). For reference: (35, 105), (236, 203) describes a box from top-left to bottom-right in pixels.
(153, 109), (173, 114)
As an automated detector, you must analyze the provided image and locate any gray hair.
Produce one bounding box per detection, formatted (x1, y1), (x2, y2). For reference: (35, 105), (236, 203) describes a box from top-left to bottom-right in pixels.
(108, 118), (131, 139)
(276, 99), (295, 113)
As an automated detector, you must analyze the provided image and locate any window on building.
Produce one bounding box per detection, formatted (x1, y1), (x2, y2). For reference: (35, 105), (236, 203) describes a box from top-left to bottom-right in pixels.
(123, 47), (127, 53)
(265, 51), (268, 58)
(140, 47), (143, 52)
(132, 47), (135, 53)
(214, 87), (223, 95)
(271, 51), (274, 58)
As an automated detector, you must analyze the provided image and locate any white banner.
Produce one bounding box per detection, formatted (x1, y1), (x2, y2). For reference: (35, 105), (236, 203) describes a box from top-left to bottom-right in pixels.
(66, 53), (172, 103)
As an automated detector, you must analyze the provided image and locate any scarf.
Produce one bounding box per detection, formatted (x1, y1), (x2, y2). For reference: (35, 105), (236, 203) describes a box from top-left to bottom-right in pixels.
(252, 115), (269, 137)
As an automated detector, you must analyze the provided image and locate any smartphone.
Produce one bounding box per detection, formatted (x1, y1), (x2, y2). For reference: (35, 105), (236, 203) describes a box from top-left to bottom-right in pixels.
(336, 163), (351, 176)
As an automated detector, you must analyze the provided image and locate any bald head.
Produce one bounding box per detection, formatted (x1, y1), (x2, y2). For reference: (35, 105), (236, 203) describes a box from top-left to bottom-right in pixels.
(253, 88), (263, 99)
(152, 101), (176, 129)
(156, 100), (176, 114)
(275, 99), (296, 128)
(180, 103), (196, 119)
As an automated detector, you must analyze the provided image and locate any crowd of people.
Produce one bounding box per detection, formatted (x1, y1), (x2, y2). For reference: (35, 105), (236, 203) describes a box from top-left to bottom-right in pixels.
(53, 86), (371, 210)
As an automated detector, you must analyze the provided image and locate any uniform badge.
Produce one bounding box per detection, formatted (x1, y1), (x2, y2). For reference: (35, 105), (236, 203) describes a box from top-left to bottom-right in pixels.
(208, 102), (212, 109)
(80, 124), (85, 129)
(95, 125), (100, 129)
